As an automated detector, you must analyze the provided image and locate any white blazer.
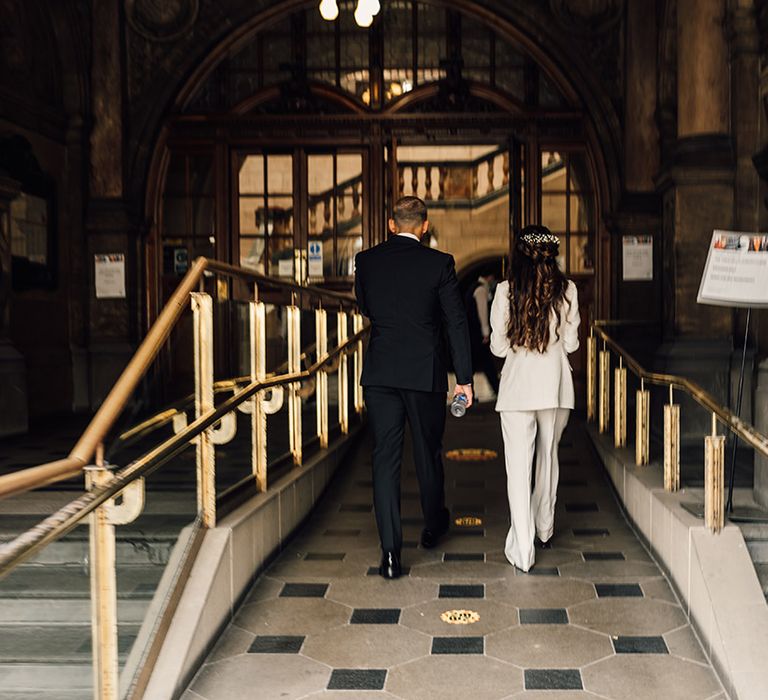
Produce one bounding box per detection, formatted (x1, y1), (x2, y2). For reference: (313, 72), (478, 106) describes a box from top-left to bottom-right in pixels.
(490, 280), (580, 411)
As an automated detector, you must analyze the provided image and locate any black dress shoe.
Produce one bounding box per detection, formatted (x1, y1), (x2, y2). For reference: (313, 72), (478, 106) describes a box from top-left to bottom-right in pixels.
(379, 550), (401, 579)
(535, 537), (552, 550)
(420, 509), (450, 549)
(420, 528), (442, 549)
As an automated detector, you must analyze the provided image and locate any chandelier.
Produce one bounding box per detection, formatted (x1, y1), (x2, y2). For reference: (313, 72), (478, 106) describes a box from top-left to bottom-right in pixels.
(319, 0), (381, 27)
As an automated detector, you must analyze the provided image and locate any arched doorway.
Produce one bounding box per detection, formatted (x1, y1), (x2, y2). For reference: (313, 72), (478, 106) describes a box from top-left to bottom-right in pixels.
(145, 0), (607, 397)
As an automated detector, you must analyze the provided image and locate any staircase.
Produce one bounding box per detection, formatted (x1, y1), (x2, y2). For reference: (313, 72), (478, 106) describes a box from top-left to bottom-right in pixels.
(741, 523), (768, 603)
(0, 511), (191, 699)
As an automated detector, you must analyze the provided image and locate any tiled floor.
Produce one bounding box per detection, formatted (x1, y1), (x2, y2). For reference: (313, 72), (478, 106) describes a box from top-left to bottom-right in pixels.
(184, 406), (726, 700)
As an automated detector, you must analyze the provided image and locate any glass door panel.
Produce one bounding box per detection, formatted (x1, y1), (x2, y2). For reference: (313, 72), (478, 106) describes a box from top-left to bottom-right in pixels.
(238, 153), (294, 278)
(307, 151), (363, 281)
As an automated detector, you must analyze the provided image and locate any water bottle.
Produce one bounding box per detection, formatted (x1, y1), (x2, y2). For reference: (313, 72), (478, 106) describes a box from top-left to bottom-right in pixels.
(450, 393), (468, 418)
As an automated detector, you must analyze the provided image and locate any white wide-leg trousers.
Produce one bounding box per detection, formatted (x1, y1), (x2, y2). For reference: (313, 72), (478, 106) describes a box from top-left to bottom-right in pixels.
(499, 408), (570, 571)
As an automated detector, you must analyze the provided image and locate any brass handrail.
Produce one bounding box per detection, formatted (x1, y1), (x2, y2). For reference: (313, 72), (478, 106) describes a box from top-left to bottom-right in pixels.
(0, 257), (357, 500)
(0, 325), (367, 578)
(115, 343), (321, 447)
(591, 324), (768, 459)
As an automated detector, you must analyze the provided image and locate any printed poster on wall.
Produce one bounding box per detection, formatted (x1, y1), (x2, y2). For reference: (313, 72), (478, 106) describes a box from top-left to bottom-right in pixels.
(622, 235), (653, 281)
(697, 230), (768, 308)
(94, 253), (126, 299)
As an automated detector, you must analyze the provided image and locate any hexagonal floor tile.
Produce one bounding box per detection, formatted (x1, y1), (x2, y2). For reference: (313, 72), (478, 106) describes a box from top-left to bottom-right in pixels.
(557, 560), (660, 583)
(568, 598), (687, 636)
(582, 654), (721, 700)
(301, 624), (430, 667)
(486, 576), (596, 609)
(234, 597), (350, 636)
(327, 575), (438, 608)
(189, 654), (328, 700)
(386, 655), (523, 700)
(486, 624), (614, 668)
(409, 560), (511, 580)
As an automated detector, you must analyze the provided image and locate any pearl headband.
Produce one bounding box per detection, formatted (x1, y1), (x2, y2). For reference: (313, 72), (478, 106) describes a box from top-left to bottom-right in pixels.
(521, 231), (559, 246)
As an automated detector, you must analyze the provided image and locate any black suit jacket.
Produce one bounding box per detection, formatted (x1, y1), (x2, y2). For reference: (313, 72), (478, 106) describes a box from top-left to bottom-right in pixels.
(354, 235), (473, 392)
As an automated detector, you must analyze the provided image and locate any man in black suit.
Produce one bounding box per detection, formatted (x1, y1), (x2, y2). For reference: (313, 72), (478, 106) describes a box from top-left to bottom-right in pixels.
(354, 196), (473, 579)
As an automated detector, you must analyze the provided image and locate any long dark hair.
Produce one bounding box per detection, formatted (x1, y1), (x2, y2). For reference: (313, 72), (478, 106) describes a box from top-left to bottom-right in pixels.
(506, 225), (569, 352)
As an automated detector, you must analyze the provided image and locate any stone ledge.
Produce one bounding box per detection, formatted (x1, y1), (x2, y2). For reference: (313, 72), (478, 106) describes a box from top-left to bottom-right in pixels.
(588, 424), (768, 700)
(142, 426), (361, 700)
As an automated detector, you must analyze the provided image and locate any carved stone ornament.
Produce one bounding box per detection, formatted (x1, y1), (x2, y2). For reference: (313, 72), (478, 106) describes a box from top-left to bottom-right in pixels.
(549, 0), (622, 35)
(126, 0), (199, 42)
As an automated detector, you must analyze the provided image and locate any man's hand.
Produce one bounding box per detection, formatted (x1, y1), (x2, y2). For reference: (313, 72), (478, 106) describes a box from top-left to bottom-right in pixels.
(453, 383), (473, 409)
(482, 335), (490, 345)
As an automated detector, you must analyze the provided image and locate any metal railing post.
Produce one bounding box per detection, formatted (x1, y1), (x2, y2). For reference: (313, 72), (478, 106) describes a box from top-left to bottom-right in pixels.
(315, 307), (329, 448)
(250, 299), (267, 491)
(635, 378), (650, 466)
(86, 445), (119, 700)
(353, 312), (364, 414)
(598, 348), (610, 434)
(192, 292), (216, 528)
(338, 310), (349, 434)
(587, 333), (597, 422)
(705, 412), (725, 533)
(664, 386), (680, 491)
(614, 358), (627, 448)
(287, 304), (302, 465)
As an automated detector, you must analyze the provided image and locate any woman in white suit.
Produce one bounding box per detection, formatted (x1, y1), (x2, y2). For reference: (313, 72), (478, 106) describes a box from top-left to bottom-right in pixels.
(490, 226), (580, 572)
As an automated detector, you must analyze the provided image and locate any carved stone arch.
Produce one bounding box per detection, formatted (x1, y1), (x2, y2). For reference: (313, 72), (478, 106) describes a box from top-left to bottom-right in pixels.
(230, 83), (367, 117)
(136, 0), (622, 221)
(384, 82), (522, 115)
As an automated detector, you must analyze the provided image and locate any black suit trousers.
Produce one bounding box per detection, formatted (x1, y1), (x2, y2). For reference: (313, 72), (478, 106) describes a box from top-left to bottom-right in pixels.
(364, 386), (449, 552)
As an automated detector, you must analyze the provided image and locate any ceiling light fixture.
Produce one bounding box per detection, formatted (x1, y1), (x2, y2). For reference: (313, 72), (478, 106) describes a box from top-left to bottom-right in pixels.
(319, 0), (339, 21)
(320, 0), (381, 27)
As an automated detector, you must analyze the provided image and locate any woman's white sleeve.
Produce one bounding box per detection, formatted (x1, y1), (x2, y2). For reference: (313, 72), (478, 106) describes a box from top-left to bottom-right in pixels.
(563, 282), (581, 353)
(490, 284), (511, 357)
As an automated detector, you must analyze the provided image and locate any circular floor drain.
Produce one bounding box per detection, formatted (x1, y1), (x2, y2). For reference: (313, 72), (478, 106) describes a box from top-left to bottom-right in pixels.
(445, 448), (498, 462)
(441, 609), (480, 625)
(454, 516), (483, 527)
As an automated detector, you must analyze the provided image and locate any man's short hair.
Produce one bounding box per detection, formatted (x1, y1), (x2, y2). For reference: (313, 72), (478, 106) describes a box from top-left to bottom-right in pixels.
(393, 196), (427, 230)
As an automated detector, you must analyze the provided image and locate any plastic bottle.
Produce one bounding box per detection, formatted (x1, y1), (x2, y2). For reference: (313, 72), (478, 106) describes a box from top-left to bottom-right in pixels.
(450, 393), (468, 418)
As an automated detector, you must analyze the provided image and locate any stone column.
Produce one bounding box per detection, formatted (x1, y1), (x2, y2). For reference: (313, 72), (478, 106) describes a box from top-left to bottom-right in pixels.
(87, 0), (135, 407)
(677, 0), (730, 137)
(669, 0), (732, 338)
(624, 0), (659, 192)
(612, 0), (662, 326)
(655, 0), (735, 441)
(90, 0), (123, 199)
(0, 173), (29, 436)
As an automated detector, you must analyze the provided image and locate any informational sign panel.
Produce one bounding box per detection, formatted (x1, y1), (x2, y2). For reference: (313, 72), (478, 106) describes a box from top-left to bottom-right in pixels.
(622, 235), (653, 281)
(697, 230), (768, 308)
(308, 240), (323, 277)
(94, 253), (126, 299)
(277, 258), (293, 278)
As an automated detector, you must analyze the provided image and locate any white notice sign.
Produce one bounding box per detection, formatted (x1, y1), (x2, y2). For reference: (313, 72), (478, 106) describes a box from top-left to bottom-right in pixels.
(308, 240), (323, 277)
(277, 258), (294, 278)
(698, 230), (768, 308)
(94, 253), (126, 299)
(622, 236), (653, 281)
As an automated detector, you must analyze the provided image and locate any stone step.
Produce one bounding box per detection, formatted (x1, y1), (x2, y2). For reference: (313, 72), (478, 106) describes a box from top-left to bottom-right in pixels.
(0, 598), (148, 625)
(0, 514), (192, 566)
(0, 663), (92, 697)
(746, 537), (768, 563)
(0, 624), (139, 664)
(0, 564), (163, 600)
(756, 563), (768, 603)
